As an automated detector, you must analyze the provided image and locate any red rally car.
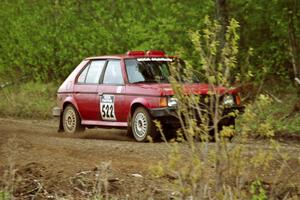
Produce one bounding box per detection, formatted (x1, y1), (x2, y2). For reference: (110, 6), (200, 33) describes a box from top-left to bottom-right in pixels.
(53, 50), (244, 142)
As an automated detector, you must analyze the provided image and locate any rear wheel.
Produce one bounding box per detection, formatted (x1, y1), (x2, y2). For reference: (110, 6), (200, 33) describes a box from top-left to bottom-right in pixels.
(62, 105), (85, 134)
(132, 107), (157, 142)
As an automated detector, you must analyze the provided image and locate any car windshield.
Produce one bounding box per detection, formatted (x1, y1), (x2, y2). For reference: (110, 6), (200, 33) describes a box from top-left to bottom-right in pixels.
(125, 58), (202, 84)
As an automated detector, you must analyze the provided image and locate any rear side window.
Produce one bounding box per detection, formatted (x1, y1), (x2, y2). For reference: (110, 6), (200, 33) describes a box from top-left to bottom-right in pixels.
(77, 65), (89, 83)
(77, 60), (106, 84)
(103, 60), (124, 85)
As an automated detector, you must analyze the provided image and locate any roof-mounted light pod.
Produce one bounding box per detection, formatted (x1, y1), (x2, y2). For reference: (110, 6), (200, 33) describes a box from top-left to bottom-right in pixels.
(126, 50), (145, 56)
(146, 50), (165, 56)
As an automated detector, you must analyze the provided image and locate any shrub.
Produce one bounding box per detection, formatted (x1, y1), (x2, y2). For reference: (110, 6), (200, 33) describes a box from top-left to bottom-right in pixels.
(152, 17), (299, 199)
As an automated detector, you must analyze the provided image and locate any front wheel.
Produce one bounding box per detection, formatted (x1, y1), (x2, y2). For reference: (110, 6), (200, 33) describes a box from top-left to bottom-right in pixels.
(62, 105), (85, 134)
(132, 107), (157, 142)
(218, 117), (236, 141)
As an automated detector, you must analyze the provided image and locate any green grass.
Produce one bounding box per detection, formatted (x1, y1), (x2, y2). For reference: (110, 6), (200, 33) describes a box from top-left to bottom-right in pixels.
(271, 100), (300, 134)
(236, 84), (300, 135)
(0, 191), (10, 200)
(0, 81), (57, 119)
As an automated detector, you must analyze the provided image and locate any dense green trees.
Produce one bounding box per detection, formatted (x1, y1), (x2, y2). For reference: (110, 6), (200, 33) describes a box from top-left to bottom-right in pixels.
(0, 0), (299, 83)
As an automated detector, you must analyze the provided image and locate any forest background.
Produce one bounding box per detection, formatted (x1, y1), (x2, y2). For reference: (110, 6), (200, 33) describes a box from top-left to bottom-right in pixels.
(0, 0), (300, 121)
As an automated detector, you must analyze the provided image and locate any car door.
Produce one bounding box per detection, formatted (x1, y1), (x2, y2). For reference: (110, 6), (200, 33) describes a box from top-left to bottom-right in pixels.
(73, 60), (106, 121)
(98, 59), (126, 122)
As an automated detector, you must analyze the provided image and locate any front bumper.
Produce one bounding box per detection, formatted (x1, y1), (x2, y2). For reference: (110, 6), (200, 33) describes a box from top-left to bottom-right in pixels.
(223, 105), (245, 115)
(149, 107), (178, 118)
(52, 107), (62, 117)
(150, 106), (245, 118)
(149, 107), (180, 127)
(149, 105), (245, 127)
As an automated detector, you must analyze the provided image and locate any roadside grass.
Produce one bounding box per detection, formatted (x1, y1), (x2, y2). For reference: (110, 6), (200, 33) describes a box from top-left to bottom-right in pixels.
(0, 81), (57, 119)
(265, 84), (300, 134)
(237, 83), (300, 135)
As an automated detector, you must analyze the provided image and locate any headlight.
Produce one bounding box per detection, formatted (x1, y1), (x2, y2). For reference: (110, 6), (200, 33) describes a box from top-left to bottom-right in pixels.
(223, 95), (234, 107)
(168, 97), (178, 107)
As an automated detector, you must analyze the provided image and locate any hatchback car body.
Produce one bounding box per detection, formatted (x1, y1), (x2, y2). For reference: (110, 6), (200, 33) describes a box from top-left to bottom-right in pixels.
(53, 50), (244, 142)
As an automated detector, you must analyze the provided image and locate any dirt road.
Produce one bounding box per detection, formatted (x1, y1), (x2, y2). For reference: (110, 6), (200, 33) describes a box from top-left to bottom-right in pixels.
(0, 118), (175, 199)
(0, 118), (299, 199)
(0, 118), (167, 173)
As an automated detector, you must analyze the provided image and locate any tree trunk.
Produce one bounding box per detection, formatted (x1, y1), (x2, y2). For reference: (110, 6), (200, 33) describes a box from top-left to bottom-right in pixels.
(287, 0), (300, 94)
(215, 0), (229, 194)
(215, 0), (229, 49)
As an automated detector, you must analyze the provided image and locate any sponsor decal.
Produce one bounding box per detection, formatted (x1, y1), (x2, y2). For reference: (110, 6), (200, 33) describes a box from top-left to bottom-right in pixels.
(137, 58), (173, 62)
(100, 95), (116, 120)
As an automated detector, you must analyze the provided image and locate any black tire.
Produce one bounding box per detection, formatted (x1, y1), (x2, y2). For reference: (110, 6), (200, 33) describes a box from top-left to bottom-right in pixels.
(160, 125), (178, 141)
(131, 107), (157, 142)
(62, 105), (85, 134)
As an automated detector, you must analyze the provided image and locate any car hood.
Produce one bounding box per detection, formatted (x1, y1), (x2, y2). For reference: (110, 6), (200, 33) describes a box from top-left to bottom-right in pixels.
(130, 83), (238, 96)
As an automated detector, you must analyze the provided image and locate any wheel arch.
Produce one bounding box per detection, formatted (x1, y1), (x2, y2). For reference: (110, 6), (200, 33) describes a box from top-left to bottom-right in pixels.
(63, 101), (76, 110)
(131, 103), (147, 116)
(129, 97), (150, 115)
(58, 101), (81, 132)
(61, 101), (85, 133)
(128, 101), (149, 127)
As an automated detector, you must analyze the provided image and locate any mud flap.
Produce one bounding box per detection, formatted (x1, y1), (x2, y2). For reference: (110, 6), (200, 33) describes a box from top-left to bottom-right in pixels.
(58, 114), (64, 132)
(126, 114), (132, 136)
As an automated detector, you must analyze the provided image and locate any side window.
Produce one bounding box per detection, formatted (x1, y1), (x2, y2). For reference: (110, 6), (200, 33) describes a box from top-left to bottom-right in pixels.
(125, 59), (145, 83)
(103, 60), (124, 84)
(77, 64), (89, 83)
(78, 60), (106, 84)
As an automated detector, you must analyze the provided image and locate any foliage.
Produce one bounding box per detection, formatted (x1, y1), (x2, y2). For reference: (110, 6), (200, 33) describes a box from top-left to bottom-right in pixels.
(250, 180), (267, 200)
(229, 0), (300, 82)
(237, 94), (275, 138)
(0, 0), (213, 82)
(237, 89), (300, 135)
(0, 191), (9, 200)
(152, 16), (299, 199)
(0, 0), (299, 83)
